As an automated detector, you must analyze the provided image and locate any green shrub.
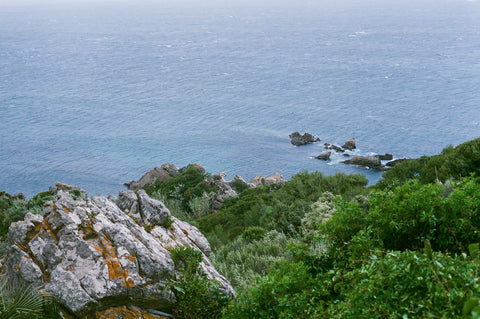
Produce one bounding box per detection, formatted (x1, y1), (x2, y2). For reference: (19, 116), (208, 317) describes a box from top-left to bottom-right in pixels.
(223, 260), (330, 319)
(0, 190), (54, 237)
(319, 175), (480, 266)
(166, 245), (230, 318)
(67, 189), (84, 201)
(188, 193), (212, 218)
(212, 230), (292, 290)
(161, 217), (175, 229)
(169, 245), (203, 275)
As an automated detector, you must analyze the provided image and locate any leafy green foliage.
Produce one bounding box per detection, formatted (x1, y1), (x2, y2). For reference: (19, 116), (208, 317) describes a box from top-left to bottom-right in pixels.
(161, 217), (175, 229)
(67, 189), (84, 201)
(377, 137), (480, 188)
(241, 226), (267, 242)
(221, 138), (480, 319)
(223, 260), (329, 319)
(188, 192), (213, 219)
(329, 250), (480, 318)
(169, 245), (203, 275)
(171, 271), (231, 319)
(0, 191), (53, 237)
(0, 280), (62, 319)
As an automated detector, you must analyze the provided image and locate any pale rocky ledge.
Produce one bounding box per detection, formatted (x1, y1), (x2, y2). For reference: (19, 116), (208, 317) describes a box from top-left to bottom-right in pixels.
(3, 186), (234, 318)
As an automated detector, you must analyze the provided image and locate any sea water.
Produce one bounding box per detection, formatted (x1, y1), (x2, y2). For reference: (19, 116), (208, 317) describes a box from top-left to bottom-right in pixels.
(1, 0), (479, 197)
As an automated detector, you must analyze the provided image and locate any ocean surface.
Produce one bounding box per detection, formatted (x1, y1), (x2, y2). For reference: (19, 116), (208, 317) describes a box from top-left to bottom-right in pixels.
(1, 0), (479, 197)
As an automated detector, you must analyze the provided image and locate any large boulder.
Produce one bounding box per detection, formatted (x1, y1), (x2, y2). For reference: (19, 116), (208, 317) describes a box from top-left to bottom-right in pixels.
(342, 156), (383, 170)
(4, 188), (233, 318)
(315, 151), (332, 161)
(125, 163), (179, 190)
(289, 132), (321, 146)
(342, 137), (356, 150)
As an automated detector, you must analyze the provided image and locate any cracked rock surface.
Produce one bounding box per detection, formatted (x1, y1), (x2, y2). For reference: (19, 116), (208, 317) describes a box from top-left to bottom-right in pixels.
(4, 188), (233, 318)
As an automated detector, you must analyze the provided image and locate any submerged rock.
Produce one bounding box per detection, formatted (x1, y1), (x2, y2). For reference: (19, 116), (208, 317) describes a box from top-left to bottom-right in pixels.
(289, 132), (321, 146)
(4, 187), (233, 318)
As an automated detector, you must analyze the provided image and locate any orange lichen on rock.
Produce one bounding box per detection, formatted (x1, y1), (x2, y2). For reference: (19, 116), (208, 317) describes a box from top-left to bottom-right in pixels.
(43, 219), (58, 243)
(125, 277), (135, 288)
(106, 259), (124, 280)
(94, 306), (168, 319)
(96, 237), (134, 288)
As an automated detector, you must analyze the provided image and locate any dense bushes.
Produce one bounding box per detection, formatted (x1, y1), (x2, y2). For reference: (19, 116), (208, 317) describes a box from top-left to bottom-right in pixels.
(329, 250), (480, 318)
(225, 247), (480, 318)
(223, 146), (480, 318)
(211, 230), (294, 290)
(321, 176), (480, 257)
(199, 172), (368, 245)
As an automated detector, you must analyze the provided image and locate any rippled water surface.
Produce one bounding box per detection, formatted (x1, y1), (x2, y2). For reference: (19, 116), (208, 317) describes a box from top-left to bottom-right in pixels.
(1, 0), (479, 196)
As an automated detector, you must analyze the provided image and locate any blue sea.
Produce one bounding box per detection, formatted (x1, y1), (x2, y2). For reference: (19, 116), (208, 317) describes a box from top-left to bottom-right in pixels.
(1, 0), (479, 197)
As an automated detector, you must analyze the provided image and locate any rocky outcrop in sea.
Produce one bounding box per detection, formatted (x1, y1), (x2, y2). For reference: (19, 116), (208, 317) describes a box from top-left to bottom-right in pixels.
(289, 131), (321, 146)
(4, 187), (233, 318)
